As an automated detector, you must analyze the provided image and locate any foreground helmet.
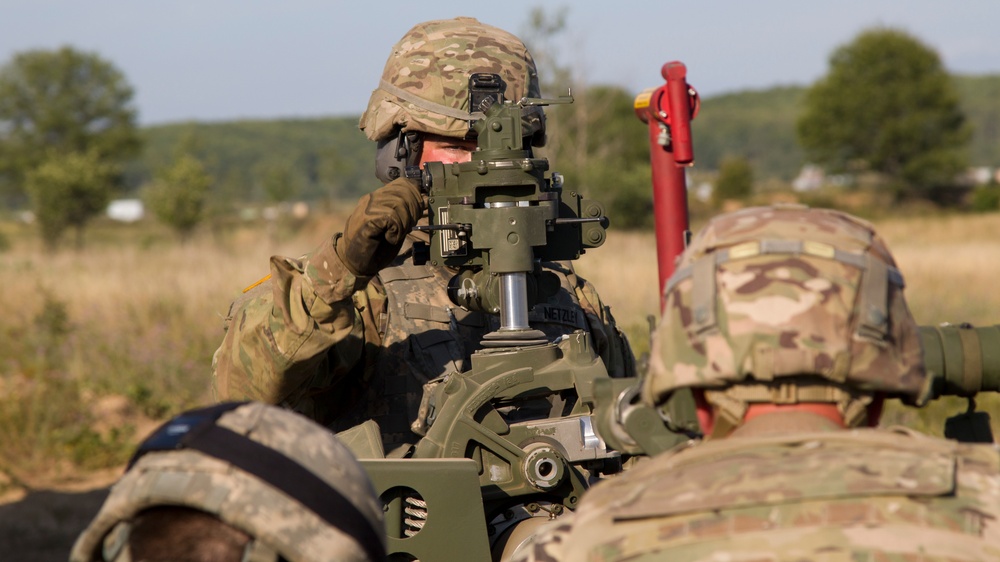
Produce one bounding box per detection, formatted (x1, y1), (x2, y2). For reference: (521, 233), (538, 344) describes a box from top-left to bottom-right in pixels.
(71, 402), (385, 562)
(644, 205), (927, 427)
(361, 17), (545, 182)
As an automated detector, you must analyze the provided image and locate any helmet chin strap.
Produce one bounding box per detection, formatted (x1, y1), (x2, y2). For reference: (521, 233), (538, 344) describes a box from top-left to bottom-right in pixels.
(380, 80), (487, 121)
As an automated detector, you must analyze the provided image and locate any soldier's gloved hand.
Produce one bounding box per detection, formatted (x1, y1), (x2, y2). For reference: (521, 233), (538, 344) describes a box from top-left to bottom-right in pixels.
(335, 178), (424, 277)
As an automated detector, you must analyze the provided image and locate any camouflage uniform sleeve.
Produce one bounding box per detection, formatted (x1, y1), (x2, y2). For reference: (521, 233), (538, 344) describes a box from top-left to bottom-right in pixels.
(212, 234), (377, 405)
(564, 266), (637, 378)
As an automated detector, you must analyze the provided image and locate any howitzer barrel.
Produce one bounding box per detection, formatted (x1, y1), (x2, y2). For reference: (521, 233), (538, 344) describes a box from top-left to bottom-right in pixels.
(920, 324), (1000, 398)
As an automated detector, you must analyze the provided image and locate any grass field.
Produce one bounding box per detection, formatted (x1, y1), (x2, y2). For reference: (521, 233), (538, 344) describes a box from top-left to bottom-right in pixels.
(0, 208), (998, 489)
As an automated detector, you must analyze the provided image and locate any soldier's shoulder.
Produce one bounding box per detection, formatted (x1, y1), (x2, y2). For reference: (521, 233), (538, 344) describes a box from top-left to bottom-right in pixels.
(537, 260), (595, 287)
(538, 259), (574, 278)
(556, 429), (1000, 561)
(581, 428), (1000, 518)
(221, 277), (274, 331)
(542, 430), (1000, 561)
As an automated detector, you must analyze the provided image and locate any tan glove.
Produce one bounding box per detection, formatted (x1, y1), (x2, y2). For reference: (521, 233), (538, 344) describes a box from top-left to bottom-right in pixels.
(335, 178), (424, 277)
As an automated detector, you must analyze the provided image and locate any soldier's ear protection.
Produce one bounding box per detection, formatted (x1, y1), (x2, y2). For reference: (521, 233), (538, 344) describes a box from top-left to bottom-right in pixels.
(96, 402), (387, 562)
(375, 129), (423, 184)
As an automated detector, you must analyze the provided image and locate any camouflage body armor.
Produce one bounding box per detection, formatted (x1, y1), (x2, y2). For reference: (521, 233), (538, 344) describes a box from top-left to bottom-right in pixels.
(523, 424), (1000, 561)
(330, 254), (613, 452)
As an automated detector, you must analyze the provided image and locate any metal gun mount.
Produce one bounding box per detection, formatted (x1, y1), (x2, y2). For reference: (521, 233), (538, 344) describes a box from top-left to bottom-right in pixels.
(347, 331), (691, 562)
(413, 95), (609, 346)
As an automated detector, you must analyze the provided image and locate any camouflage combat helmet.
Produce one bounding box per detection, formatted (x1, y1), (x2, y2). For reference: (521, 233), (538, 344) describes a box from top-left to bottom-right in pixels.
(644, 205), (927, 428)
(71, 402), (385, 562)
(361, 17), (545, 182)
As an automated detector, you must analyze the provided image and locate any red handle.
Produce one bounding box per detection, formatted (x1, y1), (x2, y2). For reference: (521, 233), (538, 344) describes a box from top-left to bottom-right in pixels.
(634, 61), (699, 311)
(663, 62), (695, 165)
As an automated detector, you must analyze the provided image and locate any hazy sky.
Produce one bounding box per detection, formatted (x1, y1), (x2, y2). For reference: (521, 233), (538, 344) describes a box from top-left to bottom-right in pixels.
(3, 1), (998, 125)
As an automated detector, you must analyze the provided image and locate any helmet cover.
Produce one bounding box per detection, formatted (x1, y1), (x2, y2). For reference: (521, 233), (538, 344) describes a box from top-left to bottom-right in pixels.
(360, 17), (544, 143)
(644, 205), (926, 408)
(71, 402), (384, 562)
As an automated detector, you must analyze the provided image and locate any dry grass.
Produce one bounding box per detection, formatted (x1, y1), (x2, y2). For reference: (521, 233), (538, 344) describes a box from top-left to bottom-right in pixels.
(0, 216), (338, 486)
(0, 208), (997, 485)
(575, 229), (662, 356)
(878, 213), (1000, 325)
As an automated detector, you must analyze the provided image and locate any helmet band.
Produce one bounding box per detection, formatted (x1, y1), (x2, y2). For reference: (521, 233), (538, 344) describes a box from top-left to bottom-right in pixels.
(379, 79), (486, 122)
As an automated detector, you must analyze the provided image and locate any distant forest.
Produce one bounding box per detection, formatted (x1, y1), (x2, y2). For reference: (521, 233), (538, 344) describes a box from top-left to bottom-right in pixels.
(125, 74), (1000, 204)
(125, 118), (373, 205)
(692, 74), (1000, 183)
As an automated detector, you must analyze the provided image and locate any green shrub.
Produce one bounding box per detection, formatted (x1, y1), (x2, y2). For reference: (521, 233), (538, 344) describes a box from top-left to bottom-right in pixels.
(63, 424), (135, 470)
(969, 184), (1000, 212)
(713, 156), (754, 207)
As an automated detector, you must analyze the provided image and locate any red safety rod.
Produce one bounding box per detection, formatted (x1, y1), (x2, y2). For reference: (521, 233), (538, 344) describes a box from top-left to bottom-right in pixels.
(634, 61), (699, 312)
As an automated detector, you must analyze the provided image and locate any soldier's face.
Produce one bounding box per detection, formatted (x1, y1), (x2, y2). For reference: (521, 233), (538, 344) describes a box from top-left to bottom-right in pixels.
(419, 134), (478, 166)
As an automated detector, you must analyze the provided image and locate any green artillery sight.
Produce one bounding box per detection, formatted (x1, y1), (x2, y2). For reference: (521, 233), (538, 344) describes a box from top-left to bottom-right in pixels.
(412, 76), (607, 344)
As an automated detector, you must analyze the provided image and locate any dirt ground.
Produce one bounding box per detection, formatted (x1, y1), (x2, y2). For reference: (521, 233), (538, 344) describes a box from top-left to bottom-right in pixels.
(0, 395), (166, 559)
(0, 471), (120, 561)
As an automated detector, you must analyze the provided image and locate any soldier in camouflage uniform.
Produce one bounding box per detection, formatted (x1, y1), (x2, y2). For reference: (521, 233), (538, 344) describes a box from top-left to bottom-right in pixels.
(70, 401), (385, 562)
(212, 17), (634, 454)
(516, 205), (1000, 561)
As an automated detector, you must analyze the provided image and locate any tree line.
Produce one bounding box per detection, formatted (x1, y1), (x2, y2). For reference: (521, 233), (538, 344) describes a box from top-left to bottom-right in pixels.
(2, 28), (999, 248)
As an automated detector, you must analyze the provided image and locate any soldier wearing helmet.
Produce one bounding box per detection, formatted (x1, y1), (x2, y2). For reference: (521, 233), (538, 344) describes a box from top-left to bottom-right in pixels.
(70, 402), (385, 562)
(361, 17), (545, 183)
(211, 17), (634, 454)
(515, 206), (1000, 561)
